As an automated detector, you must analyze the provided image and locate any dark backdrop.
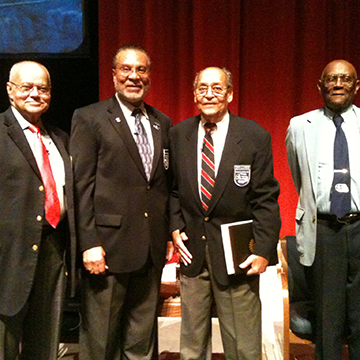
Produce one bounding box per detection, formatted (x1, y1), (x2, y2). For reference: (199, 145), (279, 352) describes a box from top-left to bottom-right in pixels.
(98, 0), (360, 236)
(0, 0), (99, 133)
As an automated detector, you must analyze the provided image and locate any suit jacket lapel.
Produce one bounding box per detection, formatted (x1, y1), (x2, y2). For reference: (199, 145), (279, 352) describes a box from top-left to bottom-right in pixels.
(304, 110), (322, 200)
(106, 97), (147, 179)
(4, 108), (41, 180)
(185, 116), (204, 211)
(208, 113), (242, 213)
(147, 106), (162, 180)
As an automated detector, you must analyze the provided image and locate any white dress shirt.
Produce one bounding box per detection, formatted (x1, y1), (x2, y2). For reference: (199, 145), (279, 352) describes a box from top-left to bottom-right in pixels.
(12, 106), (66, 217)
(197, 111), (230, 199)
(115, 93), (154, 156)
(317, 105), (360, 213)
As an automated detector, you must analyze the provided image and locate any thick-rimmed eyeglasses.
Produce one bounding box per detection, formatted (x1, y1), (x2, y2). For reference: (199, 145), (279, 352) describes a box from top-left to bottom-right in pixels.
(195, 85), (227, 97)
(9, 81), (51, 95)
(323, 74), (356, 87)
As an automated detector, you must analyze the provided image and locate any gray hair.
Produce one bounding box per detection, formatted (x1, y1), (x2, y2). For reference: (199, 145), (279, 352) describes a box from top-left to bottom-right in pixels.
(193, 67), (233, 90)
(113, 44), (151, 69)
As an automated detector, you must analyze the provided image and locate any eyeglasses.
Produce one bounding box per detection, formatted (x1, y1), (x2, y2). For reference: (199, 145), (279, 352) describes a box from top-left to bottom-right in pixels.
(9, 81), (51, 95)
(117, 65), (149, 77)
(322, 74), (356, 87)
(195, 85), (227, 97)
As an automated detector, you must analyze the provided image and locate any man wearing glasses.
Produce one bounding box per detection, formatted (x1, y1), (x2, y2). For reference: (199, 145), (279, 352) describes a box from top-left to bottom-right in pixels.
(286, 60), (360, 359)
(0, 61), (76, 359)
(170, 67), (280, 359)
(70, 45), (172, 359)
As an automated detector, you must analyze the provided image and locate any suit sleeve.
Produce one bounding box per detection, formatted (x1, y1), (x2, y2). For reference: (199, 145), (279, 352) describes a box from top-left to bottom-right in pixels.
(285, 121), (301, 195)
(249, 131), (281, 263)
(70, 108), (100, 253)
(168, 128), (186, 234)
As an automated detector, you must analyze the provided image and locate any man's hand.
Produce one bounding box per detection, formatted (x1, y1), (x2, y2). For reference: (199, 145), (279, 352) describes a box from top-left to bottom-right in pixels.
(239, 255), (268, 276)
(166, 241), (175, 262)
(172, 229), (192, 266)
(83, 246), (108, 274)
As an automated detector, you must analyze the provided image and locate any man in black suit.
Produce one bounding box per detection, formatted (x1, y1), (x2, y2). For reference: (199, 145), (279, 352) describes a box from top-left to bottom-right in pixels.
(0, 61), (76, 359)
(70, 45), (172, 359)
(170, 67), (280, 359)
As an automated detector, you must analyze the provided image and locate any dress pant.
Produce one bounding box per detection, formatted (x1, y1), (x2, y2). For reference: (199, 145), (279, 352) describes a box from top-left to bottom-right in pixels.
(0, 224), (67, 360)
(180, 245), (261, 360)
(305, 217), (360, 360)
(79, 260), (162, 360)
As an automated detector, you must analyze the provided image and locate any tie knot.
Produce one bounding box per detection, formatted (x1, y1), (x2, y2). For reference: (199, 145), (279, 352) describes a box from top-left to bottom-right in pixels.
(333, 114), (344, 128)
(204, 122), (217, 135)
(132, 108), (142, 117)
(28, 124), (41, 135)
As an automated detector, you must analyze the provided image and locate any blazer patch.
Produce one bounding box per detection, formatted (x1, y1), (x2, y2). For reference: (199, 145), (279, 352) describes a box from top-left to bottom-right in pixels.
(234, 165), (251, 187)
(163, 149), (169, 170)
(153, 122), (160, 130)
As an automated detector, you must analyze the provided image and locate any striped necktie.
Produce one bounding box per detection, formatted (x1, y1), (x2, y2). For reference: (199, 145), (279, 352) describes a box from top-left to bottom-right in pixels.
(132, 108), (152, 181)
(28, 124), (61, 228)
(201, 122), (217, 211)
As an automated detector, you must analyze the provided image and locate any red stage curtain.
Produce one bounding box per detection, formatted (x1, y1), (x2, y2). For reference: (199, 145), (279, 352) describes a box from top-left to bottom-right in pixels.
(98, 0), (360, 236)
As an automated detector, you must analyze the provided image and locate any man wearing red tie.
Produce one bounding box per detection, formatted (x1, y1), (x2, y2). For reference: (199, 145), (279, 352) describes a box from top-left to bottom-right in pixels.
(0, 61), (76, 359)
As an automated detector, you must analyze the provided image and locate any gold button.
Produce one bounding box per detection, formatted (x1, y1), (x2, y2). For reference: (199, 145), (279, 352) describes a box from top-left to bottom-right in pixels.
(147, 185), (151, 190)
(39, 185), (44, 191)
(202, 236), (206, 240)
(204, 217), (209, 222)
(36, 215), (42, 221)
(32, 245), (38, 251)
(144, 213), (148, 218)
(313, 216), (316, 223)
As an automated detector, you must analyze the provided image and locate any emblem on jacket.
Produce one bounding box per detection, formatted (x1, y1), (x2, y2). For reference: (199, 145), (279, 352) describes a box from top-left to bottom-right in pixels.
(163, 149), (169, 170)
(234, 165), (251, 187)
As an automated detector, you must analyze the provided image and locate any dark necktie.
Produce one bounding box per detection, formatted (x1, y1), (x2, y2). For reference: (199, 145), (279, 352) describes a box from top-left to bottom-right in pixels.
(132, 108), (152, 181)
(28, 124), (61, 228)
(201, 122), (217, 211)
(330, 114), (351, 218)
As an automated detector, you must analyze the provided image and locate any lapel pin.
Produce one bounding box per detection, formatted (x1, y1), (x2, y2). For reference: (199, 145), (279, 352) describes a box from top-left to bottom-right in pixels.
(115, 117), (121, 123)
(153, 122), (160, 130)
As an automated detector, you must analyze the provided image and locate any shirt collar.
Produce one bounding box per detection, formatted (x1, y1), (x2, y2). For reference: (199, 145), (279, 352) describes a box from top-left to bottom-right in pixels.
(115, 93), (149, 120)
(11, 106), (44, 131)
(200, 111), (230, 132)
(324, 104), (354, 122)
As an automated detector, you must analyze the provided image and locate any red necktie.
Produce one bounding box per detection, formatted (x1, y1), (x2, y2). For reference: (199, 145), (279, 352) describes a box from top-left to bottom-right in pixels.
(28, 124), (61, 228)
(201, 122), (217, 211)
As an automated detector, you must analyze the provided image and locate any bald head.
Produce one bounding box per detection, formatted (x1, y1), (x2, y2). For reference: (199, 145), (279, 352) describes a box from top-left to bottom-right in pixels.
(9, 61), (51, 85)
(7, 61), (51, 124)
(318, 59), (359, 114)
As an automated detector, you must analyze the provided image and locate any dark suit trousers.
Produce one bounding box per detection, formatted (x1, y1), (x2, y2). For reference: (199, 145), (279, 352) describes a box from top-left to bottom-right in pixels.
(79, 261), (162, 360)
(180, 245), (261, 360)
(305, 218), (360, 360)
(0, 224), (67, 360)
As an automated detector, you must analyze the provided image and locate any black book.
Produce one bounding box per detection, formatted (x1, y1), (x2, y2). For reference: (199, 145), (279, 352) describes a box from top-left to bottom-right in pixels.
(220, 220), (254, 275)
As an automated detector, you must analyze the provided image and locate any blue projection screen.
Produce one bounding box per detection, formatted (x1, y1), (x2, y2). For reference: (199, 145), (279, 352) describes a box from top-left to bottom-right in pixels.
(0, 0), (83, 54)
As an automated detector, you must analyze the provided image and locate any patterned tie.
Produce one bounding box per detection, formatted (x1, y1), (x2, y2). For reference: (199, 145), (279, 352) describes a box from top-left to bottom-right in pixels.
(132, 108), (152, 181)
(201, 122), (217, 211)
(28, 124), (61, 228)
(330, 114), (351, 218)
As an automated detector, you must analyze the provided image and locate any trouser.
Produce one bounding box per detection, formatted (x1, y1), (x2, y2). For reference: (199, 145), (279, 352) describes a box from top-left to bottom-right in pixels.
(180, 245), (261, 360)
(305, 216), (360, 360)
(0, 225), (66, 360)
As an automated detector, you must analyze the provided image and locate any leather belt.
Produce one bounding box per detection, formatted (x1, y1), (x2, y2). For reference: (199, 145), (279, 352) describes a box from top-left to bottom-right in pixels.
(317, 213), (360, 224)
